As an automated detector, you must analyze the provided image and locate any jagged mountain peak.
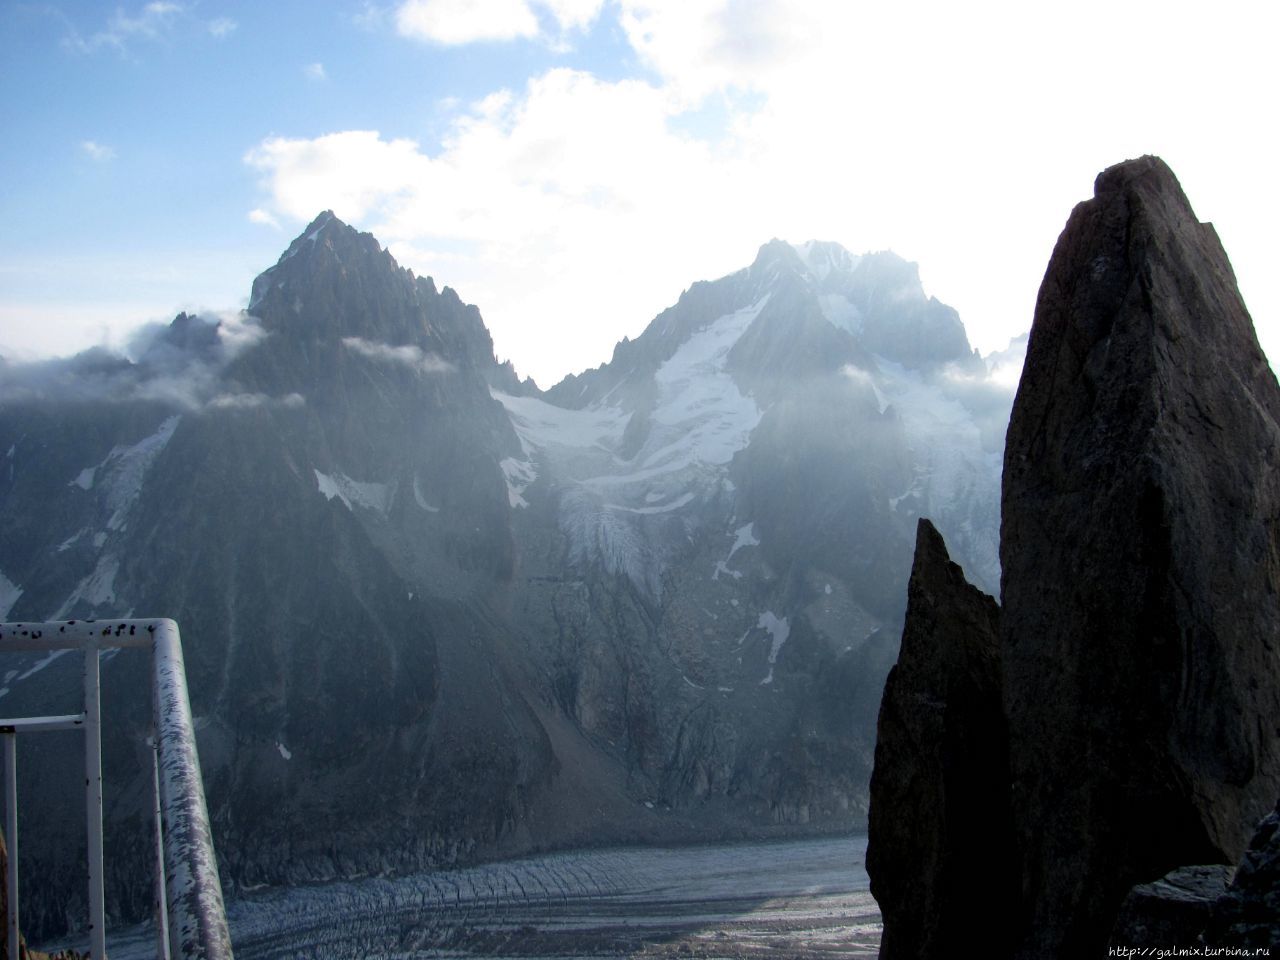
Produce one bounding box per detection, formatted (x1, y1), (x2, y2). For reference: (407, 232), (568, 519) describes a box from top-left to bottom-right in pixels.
(791, 240), (861, 282)
(237, 211), (522, 394)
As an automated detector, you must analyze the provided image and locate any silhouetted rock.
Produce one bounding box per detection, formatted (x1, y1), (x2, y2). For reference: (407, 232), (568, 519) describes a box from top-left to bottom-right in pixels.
(1001, 155), (1280, 957)
(1109, 865), (1234, 949)
(1207, 797), (1280, 950)
(867, 519), (1015, 960)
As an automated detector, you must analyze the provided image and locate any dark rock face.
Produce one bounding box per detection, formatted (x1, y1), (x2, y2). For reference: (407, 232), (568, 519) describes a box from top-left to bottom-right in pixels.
(1001, 156), (1280, 957)
(867, 519), (1015, 960)
(1109, 865), (1235, 949)
(1207, 797), (1280, 949)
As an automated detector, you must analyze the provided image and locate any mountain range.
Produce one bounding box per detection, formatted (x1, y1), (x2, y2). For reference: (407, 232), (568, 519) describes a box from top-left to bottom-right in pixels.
(0, 212), (1019, 936)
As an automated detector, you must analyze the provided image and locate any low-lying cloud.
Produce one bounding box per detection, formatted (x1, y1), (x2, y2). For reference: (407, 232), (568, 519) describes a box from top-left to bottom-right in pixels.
(0, 311), (299, 413)
(341, 336), (454, 374)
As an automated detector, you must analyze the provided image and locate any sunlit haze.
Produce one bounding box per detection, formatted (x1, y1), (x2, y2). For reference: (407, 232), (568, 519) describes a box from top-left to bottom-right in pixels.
(2, 1), (1276, 387)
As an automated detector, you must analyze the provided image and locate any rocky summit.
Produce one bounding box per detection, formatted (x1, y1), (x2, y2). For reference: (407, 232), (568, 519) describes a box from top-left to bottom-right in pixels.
(0, 214), (1014, 938)
(868, 155), (1280, 958)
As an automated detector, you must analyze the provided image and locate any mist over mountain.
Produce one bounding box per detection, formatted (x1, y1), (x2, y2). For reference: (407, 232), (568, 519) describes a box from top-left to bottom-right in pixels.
(0, 213), (1020, 937)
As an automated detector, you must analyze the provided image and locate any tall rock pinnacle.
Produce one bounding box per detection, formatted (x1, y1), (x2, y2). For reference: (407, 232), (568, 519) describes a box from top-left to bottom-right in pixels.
(867, 519), (1015, 959)
(1001, 155), (1280, 956)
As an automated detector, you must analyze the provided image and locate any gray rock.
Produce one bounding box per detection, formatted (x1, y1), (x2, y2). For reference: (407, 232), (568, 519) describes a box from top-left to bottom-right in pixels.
(1109, 865), (1234, 949)
(867, 519), (1015, 960)
(1207, 797), (1280, 949)
(1001, 155), (1280, 957)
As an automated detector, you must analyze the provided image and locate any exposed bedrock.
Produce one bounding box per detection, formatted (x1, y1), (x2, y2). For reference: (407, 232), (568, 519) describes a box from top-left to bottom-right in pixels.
(868, 155), (1280, 959)
(1206, 796), (1280, 949)
(1001, 154), (1280, 957)
(866, 519), (1016, 960)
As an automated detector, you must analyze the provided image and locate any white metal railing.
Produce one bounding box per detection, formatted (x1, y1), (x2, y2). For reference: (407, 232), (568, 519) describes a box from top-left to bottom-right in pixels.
(0, 619), (233, 959)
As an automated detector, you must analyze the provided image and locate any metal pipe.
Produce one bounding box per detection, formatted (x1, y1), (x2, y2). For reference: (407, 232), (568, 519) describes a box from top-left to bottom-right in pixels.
(0, 621), (153, 652)
(150, 737), (170, 960)
(84, 647), (106, 960)
(4, 732), (17, 960)
(151, 620), (232, 959)
(0, 620), (232, 959)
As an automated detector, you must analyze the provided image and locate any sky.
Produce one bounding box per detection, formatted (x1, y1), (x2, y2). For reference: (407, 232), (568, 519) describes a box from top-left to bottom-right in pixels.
(1, 0), (1277, 388)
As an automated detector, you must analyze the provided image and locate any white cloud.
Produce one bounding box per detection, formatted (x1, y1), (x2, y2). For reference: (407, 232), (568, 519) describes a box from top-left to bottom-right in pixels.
(207, 17), (237, 38)
(392, 0), (603, 44)
(539, 0), (605, 31)
(248, 208), (281, 229)
(81, 140), (117, 162)
(395, 0), (540, 44)
(209, 391), (305, 410)
(304, 62), (327, 81)
(341, 337), (454, 374)
(64, 2), (184, 54)
(246, 0), (1280, 386)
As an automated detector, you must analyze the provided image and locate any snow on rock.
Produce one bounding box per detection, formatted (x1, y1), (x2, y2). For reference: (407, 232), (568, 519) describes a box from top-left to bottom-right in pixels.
(641, 299), (765, 476)
(792, 240), (862, 283)
(314, 469), (394, 516)
(727, 523), (759, 560)
(758, 611), (791, 685)
(495, 302), (765, 597)
(713, 522), (760, 581)
(493, 390), (629, 455)
(53, 556), (120, 619)
(57, 529), (87, 553)
(412, 474), (440, 513)
(0, 569), (22, 620)
(499, 457), (537, 509)
(875, 358), (1003, 593)
(70, 415), (181, 533)
(605, 492), (696, 515)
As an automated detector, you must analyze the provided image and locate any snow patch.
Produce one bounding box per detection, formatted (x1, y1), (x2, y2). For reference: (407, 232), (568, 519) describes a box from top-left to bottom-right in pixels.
(712, 561), (743, 581)
(53, 557), (120, 619)
(493, 391), (629, 454)
(314, 470), (394, 516)
(57, 529), (87, 553)
(757, 612), (791, 685)
(0, 570), (22, 620)
(817, 293), (864, 335)
(713, 522), (759, 581)
(605, 492), (695, 515)
(499, 457), (537, 509)
(412, 474), (440, 513)
(73, 416), (181, 532)
(726, 522), (759, 561)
